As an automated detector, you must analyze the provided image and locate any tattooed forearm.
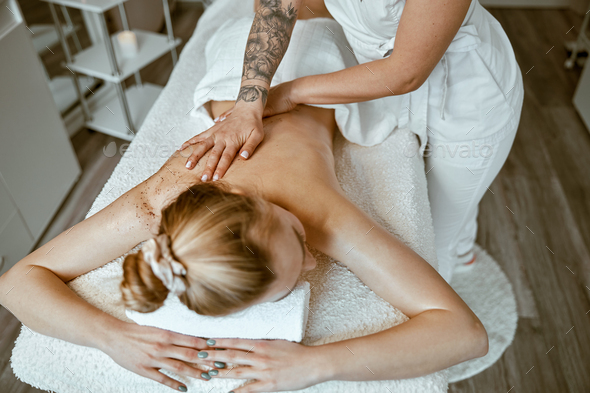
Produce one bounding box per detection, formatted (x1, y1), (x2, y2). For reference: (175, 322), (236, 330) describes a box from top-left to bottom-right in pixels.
(243, 0), (298, 85)
(237, 85), (269, 106)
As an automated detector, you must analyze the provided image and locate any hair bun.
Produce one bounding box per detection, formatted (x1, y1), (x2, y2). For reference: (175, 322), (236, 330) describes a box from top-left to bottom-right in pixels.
(120, 234), (188, 313)
(142, 234), (187, 296)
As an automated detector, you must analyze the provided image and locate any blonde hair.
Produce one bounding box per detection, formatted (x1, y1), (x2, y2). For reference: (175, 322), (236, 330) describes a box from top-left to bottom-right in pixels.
(120, 181), (280, 316)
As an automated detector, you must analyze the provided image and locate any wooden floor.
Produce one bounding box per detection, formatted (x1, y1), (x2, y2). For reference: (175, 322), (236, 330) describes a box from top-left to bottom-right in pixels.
(2, 3), (589, 393)
(450, 8), (590, 393)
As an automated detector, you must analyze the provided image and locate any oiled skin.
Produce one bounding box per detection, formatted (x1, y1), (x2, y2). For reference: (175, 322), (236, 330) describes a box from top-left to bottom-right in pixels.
(152, 104), (341, 253)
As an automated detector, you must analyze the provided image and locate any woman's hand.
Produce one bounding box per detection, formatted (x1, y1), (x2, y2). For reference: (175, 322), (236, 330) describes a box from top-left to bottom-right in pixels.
(196, 338), (326, 392)
(101, 320), (217, 391)
(178, 105), (264, 181)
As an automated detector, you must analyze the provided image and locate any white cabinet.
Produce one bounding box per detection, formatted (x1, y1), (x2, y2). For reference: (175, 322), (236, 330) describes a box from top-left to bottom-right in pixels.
(0, 0), (81, 275)
(43, 0), (180, 140)
(0, 210), (35, 277)
(0, 177), (15, 230)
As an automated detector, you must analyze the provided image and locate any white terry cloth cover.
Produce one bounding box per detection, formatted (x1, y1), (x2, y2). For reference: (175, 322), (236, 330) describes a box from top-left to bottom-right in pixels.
(126, 281), (311, 342)
(9, 0), (448, 392)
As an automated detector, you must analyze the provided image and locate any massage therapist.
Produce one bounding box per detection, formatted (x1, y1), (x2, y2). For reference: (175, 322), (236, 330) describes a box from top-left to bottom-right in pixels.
(179, 0), (524, 284)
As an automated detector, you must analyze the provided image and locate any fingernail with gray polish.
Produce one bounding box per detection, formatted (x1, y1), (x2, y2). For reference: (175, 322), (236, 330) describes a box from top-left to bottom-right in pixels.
(214, 361), (226, 368)
(178, 386), (187, 392)
(197, 351), (208, 358)
(201, 372), (211, 380)
(206, 339), (216, 346)
(209, 369), (219, 376)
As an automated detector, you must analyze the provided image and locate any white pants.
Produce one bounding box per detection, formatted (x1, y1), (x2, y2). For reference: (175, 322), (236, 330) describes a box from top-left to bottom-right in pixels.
(423, 93), (523, 284)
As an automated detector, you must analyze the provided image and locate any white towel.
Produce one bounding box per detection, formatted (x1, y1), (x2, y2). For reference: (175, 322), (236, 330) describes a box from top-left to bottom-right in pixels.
(9, 0), (448, 391)
(192, 15), (401, 147)
(126, 281), (311, 342)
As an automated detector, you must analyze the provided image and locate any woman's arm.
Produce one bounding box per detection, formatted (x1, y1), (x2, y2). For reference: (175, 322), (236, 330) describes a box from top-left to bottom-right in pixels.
(264, 0), (472, 115)
(308, 193), (489, 378)
(0, 180), (158, 342)
(0, 167), (212, 390)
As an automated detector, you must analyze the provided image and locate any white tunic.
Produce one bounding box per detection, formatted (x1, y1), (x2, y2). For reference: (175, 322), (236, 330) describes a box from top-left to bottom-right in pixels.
(323, 0), (524, 153)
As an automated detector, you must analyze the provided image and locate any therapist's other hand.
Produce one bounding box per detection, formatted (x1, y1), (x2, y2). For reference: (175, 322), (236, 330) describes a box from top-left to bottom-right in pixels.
(197, 338), (325, 392)
(215, 82), (299, 121)
(102, 321), (215, 390)
(263, 81), (298, 118)
(178, 105), (264, 181)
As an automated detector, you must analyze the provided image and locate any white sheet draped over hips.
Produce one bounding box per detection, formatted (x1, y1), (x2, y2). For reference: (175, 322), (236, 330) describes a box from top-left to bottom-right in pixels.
(323, 0), (525, 283)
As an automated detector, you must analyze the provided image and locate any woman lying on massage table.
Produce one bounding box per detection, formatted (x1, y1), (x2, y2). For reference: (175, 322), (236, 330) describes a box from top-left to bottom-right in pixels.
(0, 99), (488, 392)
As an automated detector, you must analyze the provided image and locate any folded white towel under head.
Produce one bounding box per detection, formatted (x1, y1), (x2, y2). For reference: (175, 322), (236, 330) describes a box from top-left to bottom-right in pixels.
(126, 281), (311, 342)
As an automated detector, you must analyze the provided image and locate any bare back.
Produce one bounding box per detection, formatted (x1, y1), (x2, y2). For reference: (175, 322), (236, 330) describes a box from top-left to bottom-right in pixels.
(149, 104), (346, 247)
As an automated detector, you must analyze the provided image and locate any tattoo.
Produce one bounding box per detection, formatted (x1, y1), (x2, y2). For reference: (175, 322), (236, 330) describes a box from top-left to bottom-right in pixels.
(243, 0), (298, 85)
(237, 85), (269, 106)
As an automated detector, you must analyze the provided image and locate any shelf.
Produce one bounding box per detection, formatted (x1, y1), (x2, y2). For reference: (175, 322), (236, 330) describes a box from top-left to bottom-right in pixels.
(29, 23), (78, 55)
(85, 82), (162, 140)
(66, 29), (180, 83)
(41, 0), (128, 13)
(48, 75), (96, 113)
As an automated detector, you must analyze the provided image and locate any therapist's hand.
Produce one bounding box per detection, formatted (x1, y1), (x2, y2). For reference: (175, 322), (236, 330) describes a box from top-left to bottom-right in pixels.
(263, 81), (299, 117)
(178, 104), (264, 181)
(194, 338), (325, 392)
(102, 320), (215, 391)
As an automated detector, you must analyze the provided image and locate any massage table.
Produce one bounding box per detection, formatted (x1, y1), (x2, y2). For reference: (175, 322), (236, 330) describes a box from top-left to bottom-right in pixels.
(9, 0), (452, 391)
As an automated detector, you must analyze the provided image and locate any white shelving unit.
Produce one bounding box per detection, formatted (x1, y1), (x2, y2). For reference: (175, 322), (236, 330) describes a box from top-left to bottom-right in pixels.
(29, 23), (99, 114)
(42, 0), (181, 140)
(29, 23), (78, 54)
(86, 82), (162, 135)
